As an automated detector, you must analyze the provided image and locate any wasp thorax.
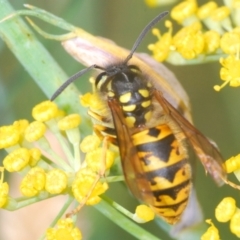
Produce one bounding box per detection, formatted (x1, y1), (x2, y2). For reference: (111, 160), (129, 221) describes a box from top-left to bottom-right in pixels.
(103, 66), (153, 128)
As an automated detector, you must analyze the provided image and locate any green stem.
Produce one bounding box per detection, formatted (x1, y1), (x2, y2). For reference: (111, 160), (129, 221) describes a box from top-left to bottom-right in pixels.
(39, 195), (75, 240)
(105, 175), (125, 182)
(0, 0), (90, 135)
(4, 192), (56, 210)
(95, 195), (162, 240)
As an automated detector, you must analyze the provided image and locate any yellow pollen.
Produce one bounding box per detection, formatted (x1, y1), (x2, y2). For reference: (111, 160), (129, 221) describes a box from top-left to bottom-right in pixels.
(46, 218), (82, 240)
(58, 114), (81, 131)
(233, 0), (240, 8)
(201, 219), (220, 240)
(20, 167), (46, 197)
(85, 148), (115, 171)
(0, 125), (20, 149)
(25, 121), (46, 142)
(225, 154), (240, 173)
(119, 92), (131, 103)
(80, 135), (101, 153)
(45, 169), (68, 194)
(215, 197), (236, 222)
(3, 148), (30, 172)
(80, 92), (106, 111)
(214, 55), (240, 91)
(148, 21), (173, 62)
(141, 100), (151, 108)
(32, 100), (59, 122)
(230, 210), (240, 238)
(138, 89), (149, 98)
(220, 32), (240, 55)
(135, 205), (155, 222)
(210, 6), (230, 21)
(203, 30), (220, 53)
(29, 148), (42, 167)
(173, 22), (204, 59)
(197, 2), (218, 20)
(13, 119), (29, 135)
(122, 104), (136, 112)
(80, 92), (92, 107)
(72, 168), (108, 205)
(171, 0), (197, 24)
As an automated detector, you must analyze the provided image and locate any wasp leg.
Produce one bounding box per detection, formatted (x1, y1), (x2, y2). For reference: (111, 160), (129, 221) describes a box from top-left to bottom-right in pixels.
(223, 178), (240, 190)
(66, 174), (101, 218)
(66, 136), (113, 218)
(93, 124), (117, 145)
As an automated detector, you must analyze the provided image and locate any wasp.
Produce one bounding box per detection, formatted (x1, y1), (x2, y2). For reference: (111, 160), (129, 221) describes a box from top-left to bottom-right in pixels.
(51, 11), (237, 224)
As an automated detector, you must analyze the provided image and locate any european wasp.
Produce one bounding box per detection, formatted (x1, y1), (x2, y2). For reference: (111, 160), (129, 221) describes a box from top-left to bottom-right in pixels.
(51, 11), (238, 224)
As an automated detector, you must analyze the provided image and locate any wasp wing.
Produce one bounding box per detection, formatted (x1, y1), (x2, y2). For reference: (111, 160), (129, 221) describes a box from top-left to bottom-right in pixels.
(154, 90), (226, 186)
(107, 99), (154, 204)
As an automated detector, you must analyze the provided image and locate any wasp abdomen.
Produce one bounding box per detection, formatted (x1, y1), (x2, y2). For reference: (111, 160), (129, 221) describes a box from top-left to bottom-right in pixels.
(132, 125), (191, 224)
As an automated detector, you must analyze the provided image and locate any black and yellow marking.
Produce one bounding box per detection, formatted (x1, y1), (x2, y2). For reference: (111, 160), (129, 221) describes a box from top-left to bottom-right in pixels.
(132, 125), (191, 224)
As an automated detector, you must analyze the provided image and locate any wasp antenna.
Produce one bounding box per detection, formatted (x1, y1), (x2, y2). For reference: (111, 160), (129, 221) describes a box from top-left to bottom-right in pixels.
(50, 64), (104, 101)
(123, 11), (169, 65)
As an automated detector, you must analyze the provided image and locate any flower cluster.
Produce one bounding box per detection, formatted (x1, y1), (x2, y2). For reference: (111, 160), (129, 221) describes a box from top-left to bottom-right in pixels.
(0, 100), (114, 238)
(200, 152), (240, 239)
(147, 0), (240, 91)
(202, 197), (240, 239)
(0, 98), (155, 239)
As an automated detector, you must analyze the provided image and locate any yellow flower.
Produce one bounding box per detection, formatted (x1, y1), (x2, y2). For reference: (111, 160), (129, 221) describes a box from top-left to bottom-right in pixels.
(203, 30), (220, 53)
(215, 197), (236, 222)
(46, 218), (82, 240)
(24, 121), (46, 142)
(58, 114), (81, 131)
(148, 21), (173, 62)
(197, 2), (218, 20)
(85, 147), (115, 172)
(0, 125), (20, 149)
(58, 114), (81, 146)
(3, 148), (30, 172)
(214, 55), (240, 91)
(220, 31), (240, 55)
(13, 119), (29, 142)
(20, 167), (46, 197)
(171, 0), (198, 24)
(230, 210), (240, 238)
(173, 22), (204, 59)
(28, 148), (42, 166)
(32, 100), (59, 122)
(133, 205), (155, 223)
(225, 154), (240, 173)
(80, 92), (106, 111)
(45, 169), (68, 194)
(210, 6), (230, 21)
(80, 135), (101, 153)
(72, 168), (108, 205)
(201, 219), (220, 240)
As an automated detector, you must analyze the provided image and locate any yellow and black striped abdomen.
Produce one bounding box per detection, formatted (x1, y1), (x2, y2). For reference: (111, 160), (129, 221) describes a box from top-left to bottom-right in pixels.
(132, 124), (192, 224)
